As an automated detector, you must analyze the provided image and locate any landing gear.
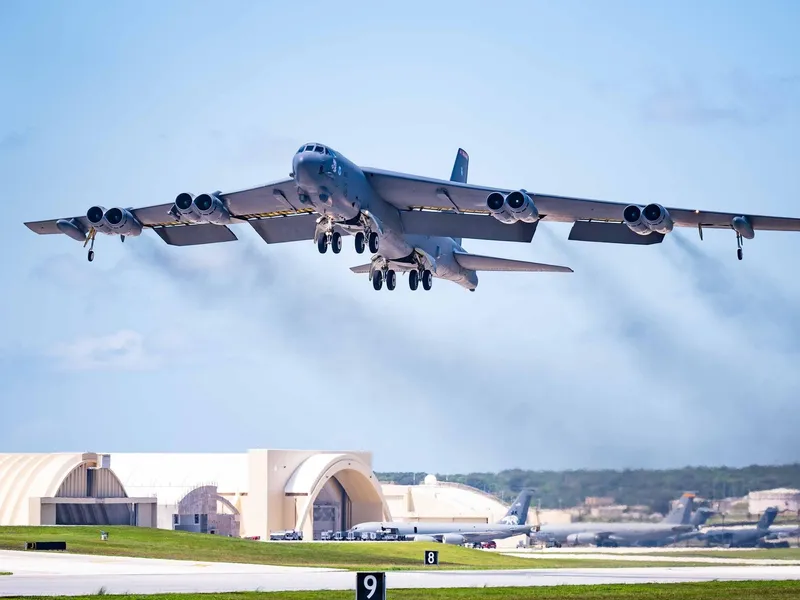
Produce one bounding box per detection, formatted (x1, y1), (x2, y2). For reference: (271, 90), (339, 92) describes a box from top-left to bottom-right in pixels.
(84, 227), (97, 262)
(386, 270), (396, 290)
(331, 231), (342, 254)
(372, 270), (383, 291)
(422, 269), (433, 290)
(317, 235), (328, 254)
(736, 232), (744, 260)
(408, 269), (419, 291)
(354, 232), (366, 254)
(368, 231), (380, 253)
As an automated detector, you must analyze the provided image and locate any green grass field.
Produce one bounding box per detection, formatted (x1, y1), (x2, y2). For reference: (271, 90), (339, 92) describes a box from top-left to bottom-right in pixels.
(0, 526), (719, 570)
(18, 581), (800, 600)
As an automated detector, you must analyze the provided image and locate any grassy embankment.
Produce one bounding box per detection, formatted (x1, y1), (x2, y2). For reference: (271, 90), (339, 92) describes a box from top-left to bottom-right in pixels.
(16, 581), (800, 600)
(0, 526), (719, 570)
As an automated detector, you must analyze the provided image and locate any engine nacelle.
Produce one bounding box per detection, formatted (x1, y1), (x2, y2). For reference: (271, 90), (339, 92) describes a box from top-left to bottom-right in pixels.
(566, 532), (599, 545)
(103, 207), (143, 237)
(411, 535), (439, 543)
(642, 203), (674, 234)
(86, 205), (112, 234)
(192, 192), (233, 225)
(505, 190), (540, 223)
(486, 192), (517, 224)
(622, 205), (652, 236)
(441, 533), (466, 545)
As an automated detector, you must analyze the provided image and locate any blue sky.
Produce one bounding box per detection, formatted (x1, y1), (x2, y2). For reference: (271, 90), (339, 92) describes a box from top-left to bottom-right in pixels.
(1, 0), (799, 473)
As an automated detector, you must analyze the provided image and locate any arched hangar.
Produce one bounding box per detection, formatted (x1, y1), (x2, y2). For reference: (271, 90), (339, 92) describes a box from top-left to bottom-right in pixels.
(0, 452), (156, 526)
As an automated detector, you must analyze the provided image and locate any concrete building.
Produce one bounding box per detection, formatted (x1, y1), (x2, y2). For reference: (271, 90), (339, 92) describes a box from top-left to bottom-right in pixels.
(0, 452), (156, 527)
(748, 488), (800, 515)
(108, 449), (390, 540)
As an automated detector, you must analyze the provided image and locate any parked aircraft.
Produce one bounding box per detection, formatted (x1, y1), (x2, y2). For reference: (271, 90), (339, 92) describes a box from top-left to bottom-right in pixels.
(24, 142), (800, 292)
(348, 489), (535, 544)
(698, 506), (779, 547)
(531, 492), (698, 547)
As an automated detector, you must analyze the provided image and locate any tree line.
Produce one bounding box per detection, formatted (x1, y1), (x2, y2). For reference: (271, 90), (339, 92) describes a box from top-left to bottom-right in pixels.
(376, 464), (800, 515)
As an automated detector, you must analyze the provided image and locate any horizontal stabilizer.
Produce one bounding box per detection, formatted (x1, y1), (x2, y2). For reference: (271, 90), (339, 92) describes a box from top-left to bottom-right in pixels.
(153, 224), (238, 246)
(568, 221), (665, 245)
(248, 213), (319, 244)
(453, 250), (572, 273)
(400, 210), (537, 242)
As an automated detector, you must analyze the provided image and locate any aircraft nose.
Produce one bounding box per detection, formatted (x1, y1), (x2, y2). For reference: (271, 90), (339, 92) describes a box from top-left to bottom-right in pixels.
(293, 152), (326, 187)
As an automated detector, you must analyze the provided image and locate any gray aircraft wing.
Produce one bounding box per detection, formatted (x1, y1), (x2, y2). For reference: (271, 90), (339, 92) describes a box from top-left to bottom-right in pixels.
(363, 167), (800, 243)
(24, 178), (319, 247)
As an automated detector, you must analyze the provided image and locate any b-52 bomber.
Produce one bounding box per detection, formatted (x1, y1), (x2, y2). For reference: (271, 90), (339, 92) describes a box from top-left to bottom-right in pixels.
(24, 142), (800, 292)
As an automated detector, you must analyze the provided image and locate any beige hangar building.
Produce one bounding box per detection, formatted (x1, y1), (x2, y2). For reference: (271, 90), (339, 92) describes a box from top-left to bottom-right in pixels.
(0, 449), (561, 545)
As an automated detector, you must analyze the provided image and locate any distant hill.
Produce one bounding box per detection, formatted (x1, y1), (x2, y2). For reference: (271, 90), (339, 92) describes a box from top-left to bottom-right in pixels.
(376, 464), (800, 515)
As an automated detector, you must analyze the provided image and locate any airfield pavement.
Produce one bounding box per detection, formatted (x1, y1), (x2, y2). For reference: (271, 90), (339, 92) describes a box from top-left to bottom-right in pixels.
(2, 549), (800, 596)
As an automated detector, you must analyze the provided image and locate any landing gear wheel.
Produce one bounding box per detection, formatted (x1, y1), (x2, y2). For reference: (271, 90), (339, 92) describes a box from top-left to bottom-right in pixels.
(87, 250), (94, 262)
(737, 248), (743, 261)
(331, 231), (342, 254)
(408, 269), (419, 291)
(736, 232), (744, 260)
(386, 270), (396, 290)
(354, 232), (366, 254)
(422, 269), (433, 291)
(368, 231), (380, 253)
(317, 235), (328, 254)
(372, 270), (383, 290)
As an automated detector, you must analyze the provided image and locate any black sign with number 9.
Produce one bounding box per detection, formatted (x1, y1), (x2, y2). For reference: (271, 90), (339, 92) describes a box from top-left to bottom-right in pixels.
(356, 572), (386, 600)
(424, 549), (439, 565)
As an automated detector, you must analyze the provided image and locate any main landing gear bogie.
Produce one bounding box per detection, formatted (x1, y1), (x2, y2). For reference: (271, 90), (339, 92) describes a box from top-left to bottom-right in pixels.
(372, 267), (433, 292)
(317, 231), (343, 254)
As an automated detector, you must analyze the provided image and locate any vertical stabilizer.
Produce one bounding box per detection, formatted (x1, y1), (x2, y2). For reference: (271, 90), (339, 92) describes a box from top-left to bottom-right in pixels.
(450, 148), (469, 184)
(498, 489), (534, 525)
(662, 492), (695, 525)
(757, 506), (779, 530)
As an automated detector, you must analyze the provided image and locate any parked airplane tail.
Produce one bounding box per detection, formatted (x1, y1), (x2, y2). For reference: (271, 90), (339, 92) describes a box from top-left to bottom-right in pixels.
(453, 250), (573, 273)
(757, 506), (779, 529)
(690, 508), (715, 527)
(498, 488), (535, 525)
(662, 492), (695, 525)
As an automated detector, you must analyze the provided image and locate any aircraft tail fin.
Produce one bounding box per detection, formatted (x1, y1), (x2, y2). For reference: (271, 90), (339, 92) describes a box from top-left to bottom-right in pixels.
(691, 508), (715, 527)
(662, 492), (695, 525)
(450, 148), (469, 184)
(453, 250), (573, 273)
(757, 506), (779, 529)
(498, 488), (534, 525)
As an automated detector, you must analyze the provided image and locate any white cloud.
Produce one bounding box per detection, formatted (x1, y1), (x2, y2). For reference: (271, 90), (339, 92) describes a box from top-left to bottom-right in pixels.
(50, 330), (157, 371)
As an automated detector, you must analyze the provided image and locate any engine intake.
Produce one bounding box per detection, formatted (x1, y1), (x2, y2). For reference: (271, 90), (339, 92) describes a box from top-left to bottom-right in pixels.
(103, 207), (143, 237)
(486, 192), (517, 224)
(622, 204), (652, 235)
(642, 203), (674, 234)
(505, 190), (540, 223)
(192, 192), (233, 225)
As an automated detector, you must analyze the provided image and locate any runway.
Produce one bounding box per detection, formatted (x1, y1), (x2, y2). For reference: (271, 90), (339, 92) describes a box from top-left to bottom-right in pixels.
(2, 551), (800, 596)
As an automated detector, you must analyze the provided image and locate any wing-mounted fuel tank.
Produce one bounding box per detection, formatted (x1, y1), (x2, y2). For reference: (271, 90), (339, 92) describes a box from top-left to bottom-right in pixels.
(486, 190), (541, 225)
(623, 203), (673, 235)
(86, 205), (143, 237)
(171, 191), (233, 225)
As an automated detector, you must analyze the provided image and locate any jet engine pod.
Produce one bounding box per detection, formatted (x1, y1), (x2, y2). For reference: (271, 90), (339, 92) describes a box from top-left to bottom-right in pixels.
(193, 192), (233, 224)
(486, 192), (517, 224)
(103, 207), (143, 237)
(642, 203), (674, 234)
(566, 532), (599, 545)
(86, 206), (112, 234)
(505, 190), (540, 223)
(175, 192), (195, 214)
(622, 204), (652, 235)
(441, 533), (466, 545)
(411, 535), (439, 543)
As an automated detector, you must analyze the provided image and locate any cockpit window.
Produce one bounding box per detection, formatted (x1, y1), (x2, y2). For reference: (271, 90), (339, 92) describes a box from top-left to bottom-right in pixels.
(313, 145), (325, 153)
(304, 144), (314, 152)
(297, 146), (305, 153)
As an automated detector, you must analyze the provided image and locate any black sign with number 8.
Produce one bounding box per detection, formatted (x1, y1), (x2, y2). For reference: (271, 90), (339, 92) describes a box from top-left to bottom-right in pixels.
(356, 572), (386, 600)
(424, 549), (439, 565)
